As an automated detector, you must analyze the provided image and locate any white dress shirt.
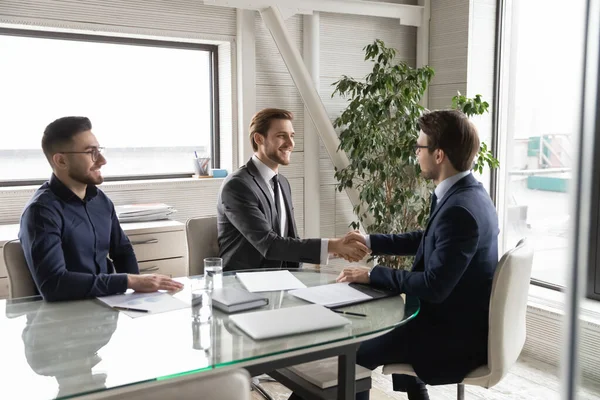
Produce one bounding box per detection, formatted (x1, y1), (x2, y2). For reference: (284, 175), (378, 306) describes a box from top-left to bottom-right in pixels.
(433, 170), (471, 202)
(365, 170), (472, 248)
(251, 155), (329, 264)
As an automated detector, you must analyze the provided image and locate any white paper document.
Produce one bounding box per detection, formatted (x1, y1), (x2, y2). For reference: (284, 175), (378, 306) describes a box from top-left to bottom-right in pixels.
(289, 283), (372, 307)
(114, 203), (176, 222)
(235, 270), (307, 292)
(97, 291), (188, 318)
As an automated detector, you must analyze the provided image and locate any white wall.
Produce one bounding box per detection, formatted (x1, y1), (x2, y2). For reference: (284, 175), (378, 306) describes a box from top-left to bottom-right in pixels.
(429, 0), (496, 192)
(317, 11), (417, 244)
(428, 0), (469, 110)
(0, 0), (236, 39)
(467, 0), (496, 189)
(254, 13), (306, 236)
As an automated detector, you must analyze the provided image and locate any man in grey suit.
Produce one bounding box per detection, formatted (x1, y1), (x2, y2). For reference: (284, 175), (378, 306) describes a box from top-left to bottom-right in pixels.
(217, 108), (369, 271)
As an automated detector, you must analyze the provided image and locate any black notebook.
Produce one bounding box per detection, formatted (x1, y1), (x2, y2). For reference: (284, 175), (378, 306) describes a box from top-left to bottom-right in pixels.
(337, 283), (397, 307)
(212, 287), (269, 313)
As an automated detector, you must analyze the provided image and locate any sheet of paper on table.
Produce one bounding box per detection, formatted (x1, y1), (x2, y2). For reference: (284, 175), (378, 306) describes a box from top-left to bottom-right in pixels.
(235, 270), (307, 292)
(97, 291), (188, 318)
(289, 283), (372, 307)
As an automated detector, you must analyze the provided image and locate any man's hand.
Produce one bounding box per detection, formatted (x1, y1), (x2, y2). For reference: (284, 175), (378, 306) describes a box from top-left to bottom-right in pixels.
(328, 234), (370, 263)
(336, 267), (371, 284)
(342, 231), (367, 246)
(127, 274), (184, 293)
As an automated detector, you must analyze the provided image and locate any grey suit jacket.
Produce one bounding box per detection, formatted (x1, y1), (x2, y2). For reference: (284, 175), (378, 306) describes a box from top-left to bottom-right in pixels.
(216, 158), (321, 271)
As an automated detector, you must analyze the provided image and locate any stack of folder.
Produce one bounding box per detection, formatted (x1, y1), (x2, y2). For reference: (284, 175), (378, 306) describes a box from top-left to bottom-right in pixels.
(211, 287), (269, 313)
(115, 203), (176, 222)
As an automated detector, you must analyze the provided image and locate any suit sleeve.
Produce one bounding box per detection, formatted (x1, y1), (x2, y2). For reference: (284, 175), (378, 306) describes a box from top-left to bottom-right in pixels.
(19, 204), (129, 302)
(220, 177), (321, 263)
(369, 231), (423, 256)
(108, 203), (139, 274)
(370, 206), (479, 303)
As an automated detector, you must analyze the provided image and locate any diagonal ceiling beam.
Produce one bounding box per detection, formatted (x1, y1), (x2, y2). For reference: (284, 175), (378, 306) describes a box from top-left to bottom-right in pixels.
(204, 0), (424, 26)
(258, 5), (373, 226)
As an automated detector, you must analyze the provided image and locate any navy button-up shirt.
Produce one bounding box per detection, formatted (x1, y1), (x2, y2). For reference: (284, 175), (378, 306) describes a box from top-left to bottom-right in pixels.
(19, 174), (138, 301)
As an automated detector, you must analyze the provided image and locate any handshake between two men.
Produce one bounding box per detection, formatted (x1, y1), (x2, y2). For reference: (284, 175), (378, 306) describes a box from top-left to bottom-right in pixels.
(328, 231), (374, 285)
(327, 230), (370, 263)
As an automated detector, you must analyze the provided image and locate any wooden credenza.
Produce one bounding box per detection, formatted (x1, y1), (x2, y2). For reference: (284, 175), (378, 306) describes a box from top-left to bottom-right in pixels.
(0, 220), (188, 299)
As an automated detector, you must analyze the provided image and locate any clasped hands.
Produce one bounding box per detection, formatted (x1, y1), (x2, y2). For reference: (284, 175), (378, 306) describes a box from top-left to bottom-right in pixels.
(328, 230), (370, 263)
(328, 231), (372, 284)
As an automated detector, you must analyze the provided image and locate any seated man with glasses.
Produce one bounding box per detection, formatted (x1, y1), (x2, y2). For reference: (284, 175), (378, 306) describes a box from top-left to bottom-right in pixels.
(18, 116), (183, 302)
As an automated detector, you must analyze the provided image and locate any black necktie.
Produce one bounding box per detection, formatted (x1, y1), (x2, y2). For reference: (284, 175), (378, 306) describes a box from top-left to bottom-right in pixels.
(428, 192), (438, 221)
(271, 175), (281, 234)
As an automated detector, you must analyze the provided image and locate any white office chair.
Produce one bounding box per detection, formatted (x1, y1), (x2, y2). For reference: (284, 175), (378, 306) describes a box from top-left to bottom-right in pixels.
(3, 240), (37, 299)
(382, 239), (534, 399)
(186, 216), (219, 276)
(77, 368), (251, 400)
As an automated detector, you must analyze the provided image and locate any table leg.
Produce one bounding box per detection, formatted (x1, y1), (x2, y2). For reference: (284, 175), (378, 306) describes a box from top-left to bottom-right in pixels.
(457, 383), (465, 400)
(338, 346), (357, 400)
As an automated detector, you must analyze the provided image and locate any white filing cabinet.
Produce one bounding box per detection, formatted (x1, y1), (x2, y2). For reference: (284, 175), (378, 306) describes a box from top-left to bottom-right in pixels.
(125, 220), (187, 278)
(0, 220), (188, 299)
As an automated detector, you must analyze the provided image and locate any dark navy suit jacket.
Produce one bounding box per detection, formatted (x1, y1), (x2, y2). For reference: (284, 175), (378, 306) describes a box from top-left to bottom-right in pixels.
(369, 173), (499, 385)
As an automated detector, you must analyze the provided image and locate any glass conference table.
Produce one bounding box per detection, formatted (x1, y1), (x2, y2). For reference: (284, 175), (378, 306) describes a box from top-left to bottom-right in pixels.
(0, 269), (419, 400)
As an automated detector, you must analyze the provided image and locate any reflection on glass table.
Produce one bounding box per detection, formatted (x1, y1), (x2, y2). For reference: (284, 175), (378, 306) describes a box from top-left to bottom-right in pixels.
(0, 269), (419, 399)
(23, 301), (119, 398)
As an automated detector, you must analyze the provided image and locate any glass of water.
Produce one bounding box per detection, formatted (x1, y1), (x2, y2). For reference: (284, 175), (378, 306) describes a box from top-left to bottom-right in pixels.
(191, 278), (212, 324)
(204, 257), (223, 289)
(192, 318), (212, 351)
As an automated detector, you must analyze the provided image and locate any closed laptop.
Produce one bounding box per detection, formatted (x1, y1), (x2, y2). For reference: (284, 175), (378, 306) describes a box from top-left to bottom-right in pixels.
(229, 304), (351, 340)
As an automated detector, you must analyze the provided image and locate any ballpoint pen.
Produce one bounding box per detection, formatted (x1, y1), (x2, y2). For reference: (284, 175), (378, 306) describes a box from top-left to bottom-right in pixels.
(113, 306), (149, 313)
(332, 309), (367, 318)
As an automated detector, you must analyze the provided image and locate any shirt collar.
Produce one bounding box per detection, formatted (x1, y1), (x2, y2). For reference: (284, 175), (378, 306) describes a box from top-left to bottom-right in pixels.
(251, 154), (277, 184)
(49, 174), (98, 203)
(434, 170), (471, 201)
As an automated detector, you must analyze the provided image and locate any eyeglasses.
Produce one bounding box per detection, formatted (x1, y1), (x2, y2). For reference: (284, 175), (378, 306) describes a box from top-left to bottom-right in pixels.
(59, 147), (105, 162)
(413, 144), (434, 153)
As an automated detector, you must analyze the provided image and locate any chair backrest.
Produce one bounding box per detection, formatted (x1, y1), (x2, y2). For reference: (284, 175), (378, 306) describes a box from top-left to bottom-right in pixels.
(3, 240), (37, 299)
(186, 216), (219, 276)
(486, 238), (534, 387)
(79, 368), (251, 400)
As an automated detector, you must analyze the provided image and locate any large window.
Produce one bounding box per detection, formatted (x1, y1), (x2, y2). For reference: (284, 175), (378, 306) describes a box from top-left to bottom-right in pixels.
(499, 0), (587, 288)
(0, 29), (219, 184)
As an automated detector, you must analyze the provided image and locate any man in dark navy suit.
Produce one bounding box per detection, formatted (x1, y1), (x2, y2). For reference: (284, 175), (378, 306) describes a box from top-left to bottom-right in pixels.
(336, 110), (499, 400)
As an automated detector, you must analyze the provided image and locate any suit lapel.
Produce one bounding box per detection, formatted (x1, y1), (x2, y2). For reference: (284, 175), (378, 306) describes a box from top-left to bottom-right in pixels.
(423, 174), (478, 235)
(412, 174), (479, 270)
(245, 158), (279, 229)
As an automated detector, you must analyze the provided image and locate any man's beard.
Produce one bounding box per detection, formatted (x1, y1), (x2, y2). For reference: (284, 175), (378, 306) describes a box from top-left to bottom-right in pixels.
(420, 168), (438, 181)
(68, 168), (104, 185)
(266, 147), (291, 166)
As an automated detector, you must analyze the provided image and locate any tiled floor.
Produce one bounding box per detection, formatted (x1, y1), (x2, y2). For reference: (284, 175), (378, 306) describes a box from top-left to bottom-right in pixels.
(251, 355), (600, 399)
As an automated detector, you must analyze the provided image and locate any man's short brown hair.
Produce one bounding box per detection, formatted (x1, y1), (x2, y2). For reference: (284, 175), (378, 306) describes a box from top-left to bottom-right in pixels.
(418, 110), (480, 172)
(249, 108), (294, 151)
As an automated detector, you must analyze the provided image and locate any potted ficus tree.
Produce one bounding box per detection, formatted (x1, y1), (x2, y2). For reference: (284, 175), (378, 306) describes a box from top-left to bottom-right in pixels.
(332, 39), (499, 269)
